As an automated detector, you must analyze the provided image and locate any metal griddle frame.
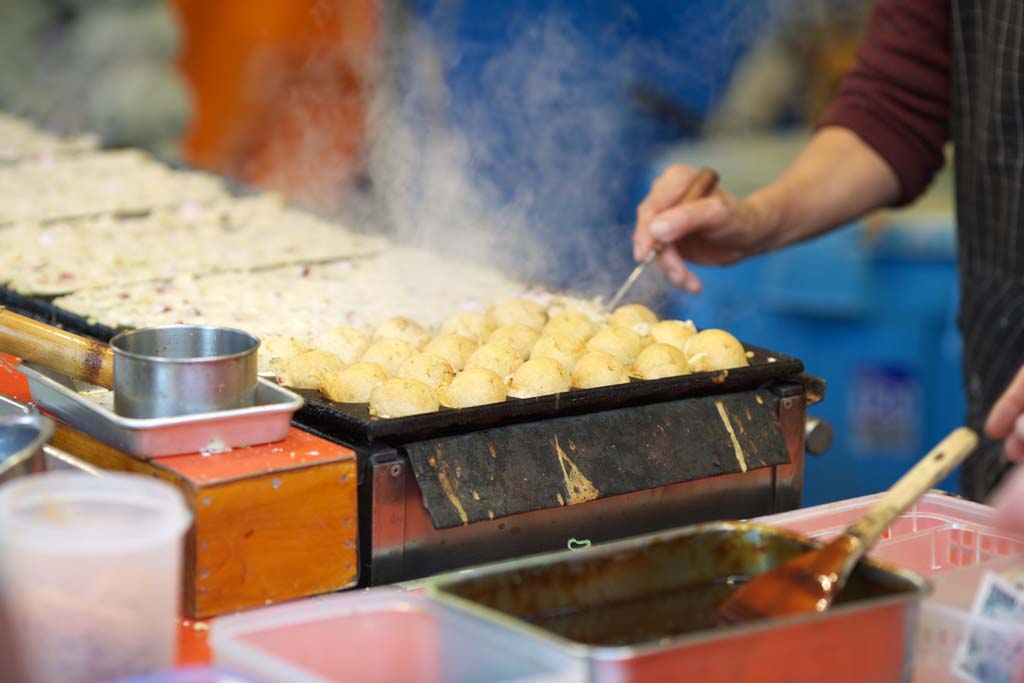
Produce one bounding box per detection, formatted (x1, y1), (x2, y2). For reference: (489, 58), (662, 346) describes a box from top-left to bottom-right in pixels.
(295, 345), (801, 445)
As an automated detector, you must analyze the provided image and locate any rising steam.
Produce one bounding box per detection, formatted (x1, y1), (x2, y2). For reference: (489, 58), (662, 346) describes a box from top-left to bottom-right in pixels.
(361, 2), (790, 303)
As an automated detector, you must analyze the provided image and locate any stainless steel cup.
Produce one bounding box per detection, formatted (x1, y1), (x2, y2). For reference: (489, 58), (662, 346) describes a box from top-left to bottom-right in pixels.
(110, 325), (259, 418)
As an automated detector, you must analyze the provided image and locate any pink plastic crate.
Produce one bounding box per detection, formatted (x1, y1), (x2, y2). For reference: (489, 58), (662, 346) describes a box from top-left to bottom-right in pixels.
(758, 492), (1024, 683)
(756, 491), (1024, 574)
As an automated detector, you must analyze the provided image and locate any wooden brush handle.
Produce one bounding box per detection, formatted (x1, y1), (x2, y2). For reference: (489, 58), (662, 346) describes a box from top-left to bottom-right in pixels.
(845, 427), (979, 549)
(0, 307), (114, 389)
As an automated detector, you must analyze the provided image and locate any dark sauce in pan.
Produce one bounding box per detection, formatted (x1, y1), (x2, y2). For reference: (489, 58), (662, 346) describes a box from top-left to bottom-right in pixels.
(442, 527), (919, 649)
(522, 576), (749, 646)
(518, 573), (908, 646)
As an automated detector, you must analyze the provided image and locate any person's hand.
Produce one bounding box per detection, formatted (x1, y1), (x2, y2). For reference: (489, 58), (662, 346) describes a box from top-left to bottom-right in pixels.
(985, 364), (1024, 462)
(992, 466), (1024, 534)
(986, 365), (1024, 532)
(632, 163), (775, 293)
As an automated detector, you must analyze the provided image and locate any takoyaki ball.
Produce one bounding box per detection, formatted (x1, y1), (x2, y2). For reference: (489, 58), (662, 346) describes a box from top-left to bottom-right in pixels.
(637, 362), (690, 380)
(271, 350), (345, 390)
(508, 357), (572, 399)
(423, 334), (478, 372)
(439, 311), (492, 343)
(529, 334), (586, 373)
(541, 311), (598, 342)
(650, 319), (698, 352)
(487, 298), (548, 331)
(259, 336), (309, 374)
(632, 343), (691, 380)
(369, 378), (439, 418)
(609, 304), (659, 331)
(309, 326), (370, 364)
(487, 324), (540, 361)
(571, 351), (630, 389)
(464, 342), (522, 383)
(372, 316), (430, 350)
(585, 326), (644, 366)
(320, 362), (388, 402)
(685, 329), (749, 372)
(360, 338), (416, 376)
(397, 353), (455, 391)
(438, 367), (508, 408)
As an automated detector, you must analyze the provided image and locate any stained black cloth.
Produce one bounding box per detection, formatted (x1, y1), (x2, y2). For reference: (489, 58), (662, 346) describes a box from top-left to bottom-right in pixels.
(951, 1), (1024, 500)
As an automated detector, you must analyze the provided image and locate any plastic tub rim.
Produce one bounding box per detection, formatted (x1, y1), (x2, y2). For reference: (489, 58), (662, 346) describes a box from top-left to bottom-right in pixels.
(0, 470), (192, 554)
(210, 589), (583, 683)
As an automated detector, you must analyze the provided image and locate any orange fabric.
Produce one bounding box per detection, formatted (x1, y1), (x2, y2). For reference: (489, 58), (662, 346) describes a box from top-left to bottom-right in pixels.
(176, 619), (211, 666)
(172, 0), (379, 205)
(0, 354), (32, 404)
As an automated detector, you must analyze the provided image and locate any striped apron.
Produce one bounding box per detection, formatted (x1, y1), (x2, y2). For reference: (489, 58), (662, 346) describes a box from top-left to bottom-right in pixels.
(952, 1), (1024, 500)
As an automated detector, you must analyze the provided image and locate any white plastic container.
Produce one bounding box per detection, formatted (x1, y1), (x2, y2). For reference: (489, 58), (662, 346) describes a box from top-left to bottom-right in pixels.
(0, 471), (191, 683)
(211, 589), (584, 683)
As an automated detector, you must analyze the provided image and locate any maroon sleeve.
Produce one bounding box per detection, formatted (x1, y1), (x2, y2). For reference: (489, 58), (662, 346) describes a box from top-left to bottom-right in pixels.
(818, 0), (951, 206)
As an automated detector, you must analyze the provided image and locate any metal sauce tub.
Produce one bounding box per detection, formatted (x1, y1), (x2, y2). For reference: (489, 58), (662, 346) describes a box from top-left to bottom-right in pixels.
(429, 521), (929, 683)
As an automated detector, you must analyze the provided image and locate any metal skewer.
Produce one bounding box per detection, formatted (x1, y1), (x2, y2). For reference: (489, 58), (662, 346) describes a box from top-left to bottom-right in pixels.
(606, 167), (719, 311)
(607, 248), (660, 311)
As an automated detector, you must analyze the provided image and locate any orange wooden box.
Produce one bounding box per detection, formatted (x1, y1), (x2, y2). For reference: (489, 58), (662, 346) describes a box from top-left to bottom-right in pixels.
(1, 355), (359, 619)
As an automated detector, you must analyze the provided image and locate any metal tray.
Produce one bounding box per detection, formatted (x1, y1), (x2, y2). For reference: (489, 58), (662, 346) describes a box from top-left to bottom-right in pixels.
(294, 344), (802, 445)
(18, 362), (303, 458)
(429, 521), (929, 683)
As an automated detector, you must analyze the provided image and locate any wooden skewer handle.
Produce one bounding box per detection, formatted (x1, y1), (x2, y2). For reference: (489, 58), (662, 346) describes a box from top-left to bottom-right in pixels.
(680, 167), (720, 203)
(643, 166), (720, 260)
(0, 307), (114, 389)
(846, 427), (979, 548)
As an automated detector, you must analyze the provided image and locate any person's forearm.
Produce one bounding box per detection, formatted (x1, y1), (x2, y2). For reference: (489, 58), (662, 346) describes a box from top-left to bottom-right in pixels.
(745, 126), (902, 253)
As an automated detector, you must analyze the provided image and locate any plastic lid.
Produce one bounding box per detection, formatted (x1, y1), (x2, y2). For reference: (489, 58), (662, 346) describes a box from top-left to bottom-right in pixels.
(0, 471), (191, 554)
